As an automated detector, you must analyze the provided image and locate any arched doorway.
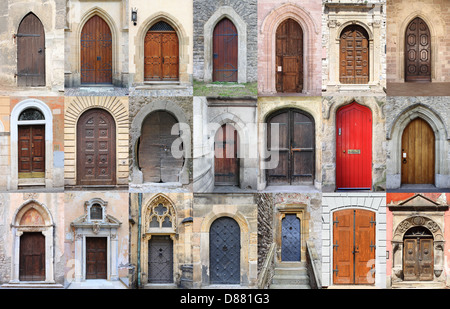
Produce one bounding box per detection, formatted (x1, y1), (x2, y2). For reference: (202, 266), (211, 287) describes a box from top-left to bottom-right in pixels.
(17, 13), (45, 87)
(405, 17), (431, 82)
(144, 21), (179, 81)
(18, 108), (45, 179)
(403, 226), (434, 281)
(276, 18), (303, 93)
(266, 109), (315, 186)
(214, 123), (239, 186)
(333, 209), (376, 285)
(77, 108), (116, 186)
(401, 118), (435, 184)
(138, 111), (184, 183)
(336, 102), (372, 189)
(209, 217), (240, 284)
(80, 15), (112, 84)
(339, 25), (369, 84)
(213, 18), (238, 82)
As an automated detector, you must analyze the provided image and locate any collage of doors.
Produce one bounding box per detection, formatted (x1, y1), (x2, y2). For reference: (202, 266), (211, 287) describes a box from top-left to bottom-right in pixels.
(0, 0), (449, 291)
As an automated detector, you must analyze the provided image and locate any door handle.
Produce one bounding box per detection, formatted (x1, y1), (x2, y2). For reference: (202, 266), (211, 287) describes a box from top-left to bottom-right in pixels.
(38, 48), (43, 54)
(343, 150), (346, 153)
(403, 158), (407, 164)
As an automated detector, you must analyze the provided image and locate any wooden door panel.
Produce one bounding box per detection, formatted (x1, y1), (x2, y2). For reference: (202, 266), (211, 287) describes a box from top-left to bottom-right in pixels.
(144, 33), (163, 80)
(215, 124), (239, 185)
(336, 102), (372, 189)
(213, 18), (238, 82)
(333, 210), (353, 284)
(77, 109), (116, 186)
(161, 32), (179, 80)
(419, 239), (433, 281)
(276, 19), (303, 93)
(354, 209), (376, 284)
(17, 13), (45, 87)
(340, 25), (369, 84)
(81, 15), (112, 84)
(403, 239), (419, 281)
(139, 111), (183, 183)
(19, 232), (45, 281)
(401, 118), (435, 184)
(86, 237), (107, 279)
(18, 125), (45, 177)
(405, 17), (431, 82)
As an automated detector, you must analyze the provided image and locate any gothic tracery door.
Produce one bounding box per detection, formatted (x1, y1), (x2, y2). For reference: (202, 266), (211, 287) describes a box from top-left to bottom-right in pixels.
(80, 15), (112, 84)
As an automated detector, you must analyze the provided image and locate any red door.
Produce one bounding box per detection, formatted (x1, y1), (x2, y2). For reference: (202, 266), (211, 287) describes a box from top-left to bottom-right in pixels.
(336, 102), (372, 189)
(213, 18), (238, 82)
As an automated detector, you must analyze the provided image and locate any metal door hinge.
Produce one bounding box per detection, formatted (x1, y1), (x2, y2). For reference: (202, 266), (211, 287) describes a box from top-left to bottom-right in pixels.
(333, 217), (339, 227)
(370, 240), (376, 252)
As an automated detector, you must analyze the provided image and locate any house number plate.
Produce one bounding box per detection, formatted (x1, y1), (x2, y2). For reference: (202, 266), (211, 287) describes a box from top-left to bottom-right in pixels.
(348, 149), (361, 154)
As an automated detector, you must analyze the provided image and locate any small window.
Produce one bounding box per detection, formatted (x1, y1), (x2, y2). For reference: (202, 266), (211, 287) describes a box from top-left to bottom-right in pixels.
(18, 108), (45, 121)
(149, 21), (175, 32)
(90, 204), (103, 220)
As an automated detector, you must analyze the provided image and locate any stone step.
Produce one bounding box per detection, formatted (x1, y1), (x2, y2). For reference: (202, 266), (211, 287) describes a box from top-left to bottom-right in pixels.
(272, 274), (309, 285)
(1, 283), (64, 289)
(143, 283), (178, 289)
(269, 284), (310, 289)
(273, 267), (308, 276)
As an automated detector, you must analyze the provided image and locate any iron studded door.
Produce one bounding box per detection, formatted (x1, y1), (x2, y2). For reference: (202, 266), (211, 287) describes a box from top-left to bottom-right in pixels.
(213, 18), (238, 82)
(281, 214), (301, 261)
(210, 217), (240, 284)
(17, 13), (46, 87)
(148, 236), (173, 283)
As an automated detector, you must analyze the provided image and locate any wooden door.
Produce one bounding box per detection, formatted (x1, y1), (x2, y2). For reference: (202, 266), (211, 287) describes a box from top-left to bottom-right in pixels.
(266, 109), (315, 186)
(276, 18), (303, 93)
(86, 237), (107, 279)
(213, 18), (238, 82)
(19, 232), (45, 281)
(17, 13), (45, 87)
(139, 111), (184, 183)
(214, 124), (239, 186)
(18, 125), (45, 178)
(339, 25), (369, 84)
(210, 217), (240, 284)
(401, 118), (435, 184)
(144, 21), (179, 81)
(336, 102), (372, 189)
(405, 17), (431, 82)
(148, 236), (173, 284)
(403, 238), (434, 281)
(77, 108), (116, 186)
(281, 214), (301, 262)
(80, 15), (112, 84)
(333, 209), (376, 285)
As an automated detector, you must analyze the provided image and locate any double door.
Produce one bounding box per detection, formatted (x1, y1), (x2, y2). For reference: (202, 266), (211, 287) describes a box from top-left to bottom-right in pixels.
(405, 17), (431, 82)
(19, 232), (45, 281)
(403, 237), (433, 281)
(18, 125), (45, 178)
(339, 25), (369, 84)
(333, 209), (376, 285)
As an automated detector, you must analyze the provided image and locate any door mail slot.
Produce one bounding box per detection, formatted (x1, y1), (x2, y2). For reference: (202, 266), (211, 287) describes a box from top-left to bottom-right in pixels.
(347, 149), (361, 154)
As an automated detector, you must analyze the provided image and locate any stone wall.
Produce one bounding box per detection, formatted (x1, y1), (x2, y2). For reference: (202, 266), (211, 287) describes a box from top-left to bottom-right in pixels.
(193, 0), (258, 83)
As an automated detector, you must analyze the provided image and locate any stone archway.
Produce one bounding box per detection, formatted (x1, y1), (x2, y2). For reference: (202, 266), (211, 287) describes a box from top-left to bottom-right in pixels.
(259, 3), (320, 94)
(386, 103), (448, 189)
(10, 199), (55, 284)
(204, 6), (247, 83)
(391, 215), (445, 284)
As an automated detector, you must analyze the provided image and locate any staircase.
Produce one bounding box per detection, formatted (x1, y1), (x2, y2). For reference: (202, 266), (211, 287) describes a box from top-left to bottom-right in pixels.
(269, 262), (310, 289)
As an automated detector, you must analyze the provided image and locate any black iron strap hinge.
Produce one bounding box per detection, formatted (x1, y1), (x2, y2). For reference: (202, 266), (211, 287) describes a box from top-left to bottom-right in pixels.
(333, 217), (339, 227)
(370, 240), (376, 252)
(370, 216), (376, 227)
